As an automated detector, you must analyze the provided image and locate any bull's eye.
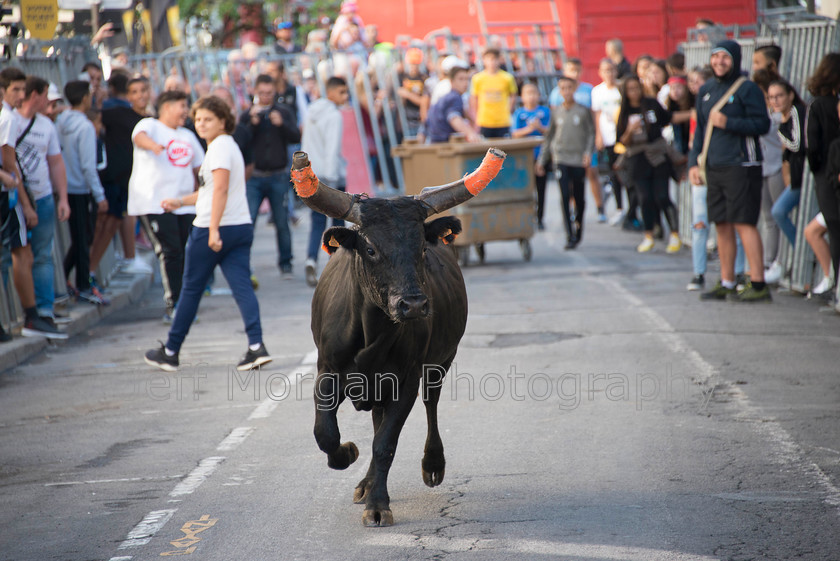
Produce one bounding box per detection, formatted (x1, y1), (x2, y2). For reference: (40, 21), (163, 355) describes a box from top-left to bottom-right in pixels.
(366, 247), (376, 257)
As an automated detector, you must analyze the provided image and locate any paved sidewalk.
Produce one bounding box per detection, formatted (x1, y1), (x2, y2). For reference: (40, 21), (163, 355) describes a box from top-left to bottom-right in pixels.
(0, 253), (156, 373)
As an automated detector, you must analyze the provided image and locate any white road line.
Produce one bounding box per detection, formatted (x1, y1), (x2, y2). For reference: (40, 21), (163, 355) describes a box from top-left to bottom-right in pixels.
(217, 426), (255, 451)
(45, 474), (183, 487)
(108, 557), (134, 561)
(116, 508), (177, 549)
(168, 456), (226, 499)
(598, 276), (840, 515)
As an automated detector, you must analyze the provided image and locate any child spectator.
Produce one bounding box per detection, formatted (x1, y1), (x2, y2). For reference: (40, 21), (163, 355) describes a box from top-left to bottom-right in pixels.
(426, 66), (479, 143)
(470, 48), (517, 138)
(398, 48), (430, 138)
(592, 58), (627, 226)
(302, 77), (350, 288)
(536, 76), (595, 250)
(144, 95), (271, 372)
(55, 81), (109, 305)
(512, 83), (550, 229)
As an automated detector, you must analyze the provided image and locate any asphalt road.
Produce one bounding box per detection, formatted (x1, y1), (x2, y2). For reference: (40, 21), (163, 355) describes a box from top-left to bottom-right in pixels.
(1, 186), (839, 561)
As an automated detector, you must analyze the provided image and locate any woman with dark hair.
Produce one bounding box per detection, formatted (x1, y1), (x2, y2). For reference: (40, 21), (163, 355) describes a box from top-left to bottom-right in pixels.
(616, 75), (681, 253)
(768, 78), (807, 250)
(806, 52), (840, 285)
(665, 75), (695, 154)
(644, 59), (669, 101)
(144, 95), (271, 372)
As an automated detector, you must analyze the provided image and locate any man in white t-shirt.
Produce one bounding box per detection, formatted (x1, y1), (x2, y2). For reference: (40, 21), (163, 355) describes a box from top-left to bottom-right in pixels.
(128, 90), (204, 322)
(591, 58), (628, 226)
(0, 76), (70, 333)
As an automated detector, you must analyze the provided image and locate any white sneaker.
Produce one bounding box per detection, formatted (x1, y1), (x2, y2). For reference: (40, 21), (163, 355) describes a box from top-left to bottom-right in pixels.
(812, 275), (831, 295)
(637, 236), (655, 253)
(764, 261), (782, 284)
(609, 210), (626, 226)
(122, 256), (154, 274)
(305, 258), (318, 287)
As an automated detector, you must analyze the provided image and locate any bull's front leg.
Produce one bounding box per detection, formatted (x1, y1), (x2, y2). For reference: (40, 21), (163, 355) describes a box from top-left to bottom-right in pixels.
(421, 366), (446, 487)
(362, 377), (420, 527)
(354, 406), (384, 504)
(313, 371), (359, 470)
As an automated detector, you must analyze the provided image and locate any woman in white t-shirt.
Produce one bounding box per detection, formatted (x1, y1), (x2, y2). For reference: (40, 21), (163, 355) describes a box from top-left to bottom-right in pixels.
(144, 96), (271, 373)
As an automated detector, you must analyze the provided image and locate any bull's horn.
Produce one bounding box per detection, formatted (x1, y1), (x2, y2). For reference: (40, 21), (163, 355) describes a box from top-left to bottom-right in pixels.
(290, 151), (361, 224)
(415, 148), (506, 217)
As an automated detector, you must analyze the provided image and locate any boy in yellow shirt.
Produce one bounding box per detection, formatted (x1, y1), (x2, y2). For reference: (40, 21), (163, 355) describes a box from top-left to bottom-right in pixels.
(469, 48), (518, 138)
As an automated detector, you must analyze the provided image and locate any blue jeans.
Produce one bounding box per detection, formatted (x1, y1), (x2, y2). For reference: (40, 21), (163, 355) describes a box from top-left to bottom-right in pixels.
(31, 195), (56, 316)
(771, 186), (801, 247)
(246, 173), (292, 268)
(691, 185), (745, 276)
(307, 183), (345, 261)
(166, 225), (262, 354)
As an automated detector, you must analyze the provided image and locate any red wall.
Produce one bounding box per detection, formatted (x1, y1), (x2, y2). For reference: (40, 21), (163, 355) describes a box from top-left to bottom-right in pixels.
(357, 0), (757, 83)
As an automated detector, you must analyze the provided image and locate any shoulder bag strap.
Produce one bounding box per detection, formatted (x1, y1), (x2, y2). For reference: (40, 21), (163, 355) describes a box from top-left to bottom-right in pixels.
(699, 77), (747, 168)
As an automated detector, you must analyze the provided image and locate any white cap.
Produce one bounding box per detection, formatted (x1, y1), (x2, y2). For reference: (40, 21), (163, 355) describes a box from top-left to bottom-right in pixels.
(441, 55), (468, 73)
(47, 83), (64, 102)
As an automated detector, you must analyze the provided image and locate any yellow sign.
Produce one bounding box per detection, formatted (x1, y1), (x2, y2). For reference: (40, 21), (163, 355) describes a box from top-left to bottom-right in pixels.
(21, 0), (58, 40)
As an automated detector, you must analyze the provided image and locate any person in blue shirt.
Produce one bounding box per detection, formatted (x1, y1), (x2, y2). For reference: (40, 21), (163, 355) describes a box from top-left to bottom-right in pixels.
(549, 58), (606, 221)
(512, 82), (551, 229)
(425, 66), (479, 143)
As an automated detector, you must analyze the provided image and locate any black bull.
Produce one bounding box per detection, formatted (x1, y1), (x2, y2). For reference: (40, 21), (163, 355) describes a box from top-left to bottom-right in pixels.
(290, 148), (506, 527)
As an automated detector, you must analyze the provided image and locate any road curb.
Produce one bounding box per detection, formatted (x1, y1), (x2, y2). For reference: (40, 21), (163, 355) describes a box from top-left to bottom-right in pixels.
(0, 257), (155, 374)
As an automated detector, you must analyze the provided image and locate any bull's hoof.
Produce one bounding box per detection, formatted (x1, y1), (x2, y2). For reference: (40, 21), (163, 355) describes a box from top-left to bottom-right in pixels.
(422, 465), (445, 487)
(327, 441), (359, 470)
(362, 508), (394, 527)
(353, 478), (372, 504)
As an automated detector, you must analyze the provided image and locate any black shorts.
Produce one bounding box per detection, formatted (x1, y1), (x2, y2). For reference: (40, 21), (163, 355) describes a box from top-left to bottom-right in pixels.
(0, 200), (28, 250)
(103, 178), (128, 218)
(706, 165), (762, 226)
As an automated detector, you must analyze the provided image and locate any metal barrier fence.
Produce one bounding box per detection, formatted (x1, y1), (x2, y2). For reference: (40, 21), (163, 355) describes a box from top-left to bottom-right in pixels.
(678, 18), (840, 296)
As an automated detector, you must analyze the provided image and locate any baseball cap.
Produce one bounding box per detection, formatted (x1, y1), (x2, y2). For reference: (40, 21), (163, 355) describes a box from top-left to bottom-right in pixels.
(47, 83), (64, 102)
(441, 55), (468, 73)
(276, 21), (292, 30)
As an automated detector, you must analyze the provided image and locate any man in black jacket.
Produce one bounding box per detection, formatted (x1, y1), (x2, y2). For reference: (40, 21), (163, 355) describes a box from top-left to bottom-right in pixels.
(688, 40), (771, 302)
(241, 74), (301, 277)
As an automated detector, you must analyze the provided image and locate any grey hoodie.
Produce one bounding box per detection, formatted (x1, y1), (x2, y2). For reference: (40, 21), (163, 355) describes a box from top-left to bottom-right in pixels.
(55, 109), (105, 202)
(301, 98), (346, 185)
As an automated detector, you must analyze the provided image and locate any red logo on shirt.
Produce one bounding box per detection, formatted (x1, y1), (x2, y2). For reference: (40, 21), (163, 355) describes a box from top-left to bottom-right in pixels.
(167, 140), (193, 167)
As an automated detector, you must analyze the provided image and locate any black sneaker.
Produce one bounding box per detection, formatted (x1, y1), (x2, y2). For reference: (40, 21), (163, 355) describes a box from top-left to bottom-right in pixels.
(0, 325), (11, 343)
(699, 281), (735, 301)
(22, 316), (69, 339)
(686, 274), (705, 291)
(726, 283), (772, 303)
(144, 342), (179, 372)
(237, 343), (272, 371)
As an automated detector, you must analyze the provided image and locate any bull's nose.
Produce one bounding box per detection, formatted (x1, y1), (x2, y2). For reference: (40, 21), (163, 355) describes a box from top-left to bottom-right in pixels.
(397, 295), (430, 319)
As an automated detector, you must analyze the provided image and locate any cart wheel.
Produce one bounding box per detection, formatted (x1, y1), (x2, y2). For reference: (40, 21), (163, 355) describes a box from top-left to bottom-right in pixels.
(520, 239), (532, 261)
(457, 246), (470, 267)
(475, 243), (486, 264)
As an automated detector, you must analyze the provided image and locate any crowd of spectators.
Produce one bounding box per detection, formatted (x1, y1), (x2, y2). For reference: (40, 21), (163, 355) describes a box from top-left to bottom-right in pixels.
(2, 7), (840, 346)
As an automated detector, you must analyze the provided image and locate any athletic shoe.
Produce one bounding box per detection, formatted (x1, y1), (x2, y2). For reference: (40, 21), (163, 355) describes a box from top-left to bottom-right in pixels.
(53, 310), (72, 325)
(144, 343), (179, 372)
(665, 233), (681, 254)
(0, 326), (12, 343)
(700, 281), (736, 301)
(280, 264), (293, 280)
(622, 217), (643, 231)
(65, 283), (79, 299)
(686, 274), (705, 291)
(305, 258), (318, 287)
(735, 273), (748, 292)
(250, 274), (260, 290)
(21, 316), (69, 339)
(597, 212), (607, 223)
(637, 236), (654, 253)
(811, 275), (831, 296)
(122, 256), (153, 274)
(727, 283), (772, 303)
(237, 343), (273, 371)
(88, 273), (106, 294)
(79, 287), (110, 306)
(764, 261), (782, 284)
(609, 210), (626, 226)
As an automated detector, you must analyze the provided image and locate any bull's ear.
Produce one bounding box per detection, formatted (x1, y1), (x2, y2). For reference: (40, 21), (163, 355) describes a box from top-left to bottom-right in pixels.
(322, 227), (358, 255)
(425, 216), (462, 245)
